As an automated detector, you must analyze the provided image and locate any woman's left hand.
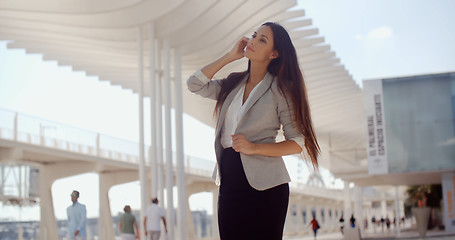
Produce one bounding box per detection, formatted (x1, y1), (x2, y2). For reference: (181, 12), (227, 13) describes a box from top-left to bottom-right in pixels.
(231, 134), (256, 155)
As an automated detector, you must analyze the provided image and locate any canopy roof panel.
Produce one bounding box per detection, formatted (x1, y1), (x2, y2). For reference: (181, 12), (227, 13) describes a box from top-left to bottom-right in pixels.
(0, 0), (367, 180)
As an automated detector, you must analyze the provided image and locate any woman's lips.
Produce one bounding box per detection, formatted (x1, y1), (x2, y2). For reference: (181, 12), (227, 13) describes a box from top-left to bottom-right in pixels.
(246, 46), (255, 52)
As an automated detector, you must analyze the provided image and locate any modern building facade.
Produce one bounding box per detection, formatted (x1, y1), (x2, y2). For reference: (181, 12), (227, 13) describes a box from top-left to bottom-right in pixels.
(363, 72), (455, 234)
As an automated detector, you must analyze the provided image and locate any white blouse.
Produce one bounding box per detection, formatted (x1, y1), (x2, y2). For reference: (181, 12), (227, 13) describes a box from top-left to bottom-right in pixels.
(193, 69), (305, 152)
(221, 80), (263, 148)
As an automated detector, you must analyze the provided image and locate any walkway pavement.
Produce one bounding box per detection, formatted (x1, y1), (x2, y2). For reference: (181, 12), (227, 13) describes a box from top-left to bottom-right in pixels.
(285, 229), (455, 240)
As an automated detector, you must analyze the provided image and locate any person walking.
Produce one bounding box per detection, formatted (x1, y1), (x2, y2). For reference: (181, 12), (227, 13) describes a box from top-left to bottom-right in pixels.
(187, 22), (320, 239)
(350, 214), (356, 228)
(339, 216), (345, 234)
(309, 216), (320, 240)
(119, 205), (139, 240)
(144, 198), (167, 240)
(67, 190), (87, 240)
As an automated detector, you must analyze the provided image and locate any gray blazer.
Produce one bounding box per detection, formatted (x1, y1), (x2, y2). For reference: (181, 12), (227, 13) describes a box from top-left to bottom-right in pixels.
(187, 70), (304, 190)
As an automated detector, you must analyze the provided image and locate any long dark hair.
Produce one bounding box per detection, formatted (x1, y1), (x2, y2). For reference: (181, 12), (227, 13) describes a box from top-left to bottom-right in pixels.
(215, 22), (320, 169)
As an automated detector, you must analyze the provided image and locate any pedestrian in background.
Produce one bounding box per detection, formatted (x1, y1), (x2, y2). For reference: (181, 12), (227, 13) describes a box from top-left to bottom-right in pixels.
(309, 215), (320, 240)
(119, 205), (138, 240)
(144, 198), (167, 240)
(67, 190), (87, 240)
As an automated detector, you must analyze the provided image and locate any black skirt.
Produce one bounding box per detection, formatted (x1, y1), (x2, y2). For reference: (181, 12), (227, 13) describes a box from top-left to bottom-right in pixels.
(218, 147), (289, 240)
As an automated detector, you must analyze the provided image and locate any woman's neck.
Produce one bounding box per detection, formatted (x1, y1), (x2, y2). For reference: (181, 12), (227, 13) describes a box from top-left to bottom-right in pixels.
(249, 61), (269, 84)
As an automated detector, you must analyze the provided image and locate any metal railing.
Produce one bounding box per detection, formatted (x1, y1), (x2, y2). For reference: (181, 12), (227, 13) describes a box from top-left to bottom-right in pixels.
(0, 107), (215, 176)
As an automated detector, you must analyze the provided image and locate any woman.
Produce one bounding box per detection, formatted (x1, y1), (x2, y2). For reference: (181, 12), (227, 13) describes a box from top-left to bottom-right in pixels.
(187, 22), (319, 239)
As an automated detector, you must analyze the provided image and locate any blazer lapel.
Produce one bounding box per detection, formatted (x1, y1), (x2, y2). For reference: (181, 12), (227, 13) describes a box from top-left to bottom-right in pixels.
(237, 72), (274, 125)
(215, 74), (249, 137)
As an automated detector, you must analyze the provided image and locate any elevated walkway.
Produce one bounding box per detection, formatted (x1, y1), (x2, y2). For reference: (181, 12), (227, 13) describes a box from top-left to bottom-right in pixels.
(0, 107), (346, 239)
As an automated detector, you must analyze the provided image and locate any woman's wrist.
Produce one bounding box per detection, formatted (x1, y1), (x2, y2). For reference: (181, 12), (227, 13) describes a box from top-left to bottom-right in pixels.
(251, 143), (259, 155)
(222, 52), (238, 63)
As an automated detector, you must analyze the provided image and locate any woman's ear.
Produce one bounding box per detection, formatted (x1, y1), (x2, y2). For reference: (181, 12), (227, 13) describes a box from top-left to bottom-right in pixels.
(270, 50), (279, 59)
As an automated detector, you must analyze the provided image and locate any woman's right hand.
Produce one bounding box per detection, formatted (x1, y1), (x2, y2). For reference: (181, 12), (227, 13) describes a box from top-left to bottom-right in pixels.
(228, 37), (249, 61)
(200, 36), (249, 79)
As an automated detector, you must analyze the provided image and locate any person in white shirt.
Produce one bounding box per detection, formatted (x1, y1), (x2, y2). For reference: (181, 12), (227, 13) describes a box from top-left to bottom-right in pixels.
(144, 198), (167, 240)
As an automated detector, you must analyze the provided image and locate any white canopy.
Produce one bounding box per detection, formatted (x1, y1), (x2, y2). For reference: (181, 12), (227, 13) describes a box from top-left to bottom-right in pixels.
(0, 0), (370, 183)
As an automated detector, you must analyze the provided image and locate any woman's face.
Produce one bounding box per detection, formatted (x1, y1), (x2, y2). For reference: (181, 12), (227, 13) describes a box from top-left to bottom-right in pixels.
(245, 25), (278, 62)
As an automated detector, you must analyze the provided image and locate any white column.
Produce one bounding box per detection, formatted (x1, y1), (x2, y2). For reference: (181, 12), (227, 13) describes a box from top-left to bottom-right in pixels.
(327, 206), (334, 231)
(156, 40), (165, 203)
(296, 202), (304, 233)
(354, 187), (363, 233)
(174, 48), (188, 239)
(284, 197), (296, 234)
(137, 26), (147, 240)
(291, 200), (298, 233)
(395, 186), (401, 237)
(399, 199), (405, 223)
(344, 181), (352, 218)
(148, 23), (158, 198)
(315, 205), (322, 227)
(163, 38), (175, 240)
(301, 204), (308, 225)
(381, 192), (387, 219)
(380, 192), (387, 232)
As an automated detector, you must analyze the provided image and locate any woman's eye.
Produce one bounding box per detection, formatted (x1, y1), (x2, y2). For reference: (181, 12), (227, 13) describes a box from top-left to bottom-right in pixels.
(260, 38), (266, 43)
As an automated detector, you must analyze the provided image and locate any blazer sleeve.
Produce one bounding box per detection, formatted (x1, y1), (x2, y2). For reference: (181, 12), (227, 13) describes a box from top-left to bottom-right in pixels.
(187, 69), (223, 100)
(276, 92), (305, 152)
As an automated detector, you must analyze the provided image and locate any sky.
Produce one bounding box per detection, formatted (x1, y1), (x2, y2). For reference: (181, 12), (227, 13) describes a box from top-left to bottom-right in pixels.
(298, 0), (455, 85)
(1, 0), (455, 222)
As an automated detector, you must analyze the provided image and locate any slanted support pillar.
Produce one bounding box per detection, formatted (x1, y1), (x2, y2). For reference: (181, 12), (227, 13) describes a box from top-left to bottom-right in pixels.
(99, 170), (138, 240)
(185, 190), (196, 240)
(39, 166), (59, 240)
(38, 162), (94, 240)
(186, 181), (218, 239)
(99, 173), (115, 240)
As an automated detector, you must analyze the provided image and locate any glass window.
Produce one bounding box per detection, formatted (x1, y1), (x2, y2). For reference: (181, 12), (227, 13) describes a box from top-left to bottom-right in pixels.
(382, 73), (455, 173)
